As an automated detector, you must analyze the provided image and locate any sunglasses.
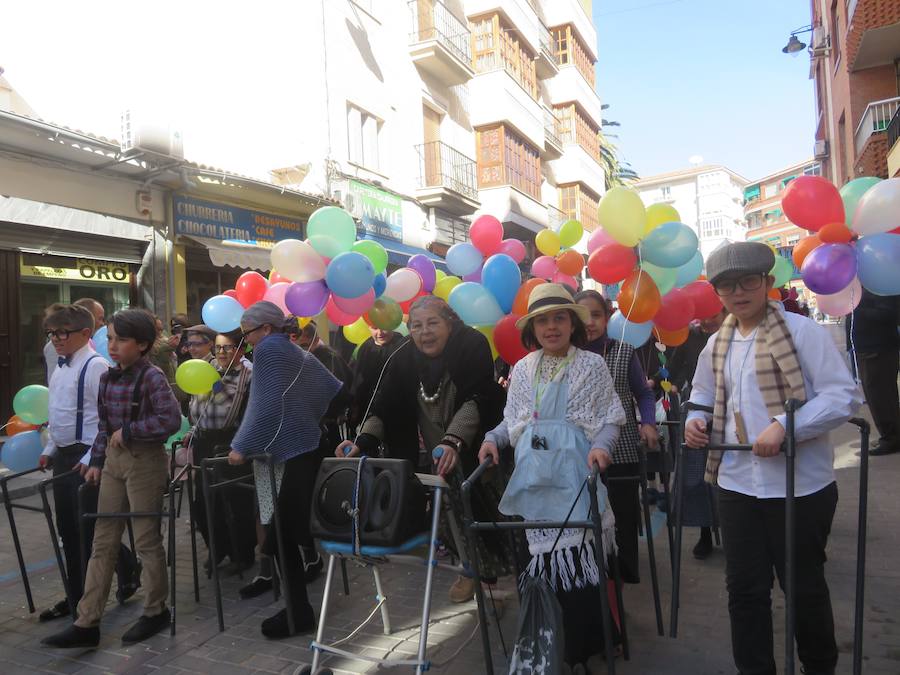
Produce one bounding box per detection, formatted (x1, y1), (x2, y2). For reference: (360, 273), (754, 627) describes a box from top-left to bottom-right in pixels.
(713, 274), (765, 297)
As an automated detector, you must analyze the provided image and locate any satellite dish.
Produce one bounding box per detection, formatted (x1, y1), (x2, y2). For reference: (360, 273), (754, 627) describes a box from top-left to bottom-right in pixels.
(689, 155), (703, 166)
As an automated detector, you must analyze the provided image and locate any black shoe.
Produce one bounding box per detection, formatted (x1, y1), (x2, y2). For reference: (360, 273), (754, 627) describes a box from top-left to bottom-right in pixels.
(223, 558), (255, 577)
(116, 559), (143, 605)
(239, 575), (273, 599)
(41, 624), (99, 649)
(39, 599), (71, 623)
(261, 606), (316, 639)
(121, 609), (171, 644)
(869, 442), (899, 456)
(303, 551), (324, 583)
(692, 535), (713, 560)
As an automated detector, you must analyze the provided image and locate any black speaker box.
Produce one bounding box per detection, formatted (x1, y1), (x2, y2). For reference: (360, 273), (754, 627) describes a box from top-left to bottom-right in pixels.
(310, 458), (428, 547)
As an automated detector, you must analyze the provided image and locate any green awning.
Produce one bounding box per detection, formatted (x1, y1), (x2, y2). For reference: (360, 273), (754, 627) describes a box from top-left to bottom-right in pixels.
(744, 185), (761, 200)
(781, 175), (797, 186)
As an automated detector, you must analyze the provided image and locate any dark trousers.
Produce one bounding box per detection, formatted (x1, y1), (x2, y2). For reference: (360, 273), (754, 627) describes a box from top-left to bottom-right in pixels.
(52, 444), (136, 602)
(718, 483), (839, 675)
(856, 350), (900, 450)
(261, 451), (319, 617)
(606, 462), (640, 584)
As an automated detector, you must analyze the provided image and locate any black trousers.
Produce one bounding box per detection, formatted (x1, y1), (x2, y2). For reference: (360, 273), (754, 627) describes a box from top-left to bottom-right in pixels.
(718, 483), (838, 675)
(52, 444), (136, 602)
(605, 462), (641, 584)
(856, 350), (899, 451)
(261, 451), (319, 617)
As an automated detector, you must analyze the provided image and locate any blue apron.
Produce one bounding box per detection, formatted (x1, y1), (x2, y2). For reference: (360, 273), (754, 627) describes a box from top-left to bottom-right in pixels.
(499, 367), (606, 522)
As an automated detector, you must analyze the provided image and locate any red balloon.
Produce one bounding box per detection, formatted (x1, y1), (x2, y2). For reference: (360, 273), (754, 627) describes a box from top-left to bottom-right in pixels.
(400, 290), (428, 314)
(682, 280), (723, 319)
(235, 271), (269, 307)
(781, 176), (844, 233)
(223, 289), (239, 300)
(470, 215), (504, 256)
(325, 296), (360, 326)
(269, 270), (290, 285)
(587, 243), (637, 284)
(494, 314), (530, 366)
(653, 289), (696, 331)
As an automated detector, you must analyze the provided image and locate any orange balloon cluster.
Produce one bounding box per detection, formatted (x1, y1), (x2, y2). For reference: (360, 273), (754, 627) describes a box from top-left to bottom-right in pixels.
(5, 415), (38, 437)
(556, 249), (585, 277)
(653, 325), (689, 347)
(513, 278), (546, 316)
(617, 270), (662, 323)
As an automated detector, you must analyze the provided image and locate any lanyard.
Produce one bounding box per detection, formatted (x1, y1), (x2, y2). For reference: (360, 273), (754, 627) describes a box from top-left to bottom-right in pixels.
(533, 352), (573, 417)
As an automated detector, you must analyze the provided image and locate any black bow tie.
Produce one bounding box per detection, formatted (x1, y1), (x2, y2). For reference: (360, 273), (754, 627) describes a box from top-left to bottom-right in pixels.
(58, 356), (71, 367)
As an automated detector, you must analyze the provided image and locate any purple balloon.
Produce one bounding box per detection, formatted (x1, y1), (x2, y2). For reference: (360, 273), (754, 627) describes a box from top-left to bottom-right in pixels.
(463, 268), (482, 283)
(285, 280), (330, 317)
(407, 254), (437, 292)
(801, 243), (857, 295)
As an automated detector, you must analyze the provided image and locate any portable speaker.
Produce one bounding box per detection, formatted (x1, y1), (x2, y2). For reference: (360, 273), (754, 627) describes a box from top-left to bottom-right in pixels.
(310, 458), (428, 547)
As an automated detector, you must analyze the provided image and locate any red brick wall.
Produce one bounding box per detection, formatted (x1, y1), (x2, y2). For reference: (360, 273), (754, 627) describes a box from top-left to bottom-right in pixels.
(846, 0), (900, 69)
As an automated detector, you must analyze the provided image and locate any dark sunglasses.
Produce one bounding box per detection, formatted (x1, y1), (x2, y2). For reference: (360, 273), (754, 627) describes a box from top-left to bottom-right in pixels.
(713, 274), (765, 297)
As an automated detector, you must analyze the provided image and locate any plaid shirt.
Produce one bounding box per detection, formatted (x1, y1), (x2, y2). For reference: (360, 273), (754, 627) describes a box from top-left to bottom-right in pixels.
(188, 363), (252, 433)
(90, 358), (182, 467)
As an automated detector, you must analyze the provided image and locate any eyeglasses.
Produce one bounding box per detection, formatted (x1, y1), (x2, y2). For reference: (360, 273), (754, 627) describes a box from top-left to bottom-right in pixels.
(713, 274), (765, 297)
(45, 329), (81, 340)
(214, 344), (236, 353)
(240, 325), (263, 339)
(186, 341), (210, 348)
(409, 319), (444, 335)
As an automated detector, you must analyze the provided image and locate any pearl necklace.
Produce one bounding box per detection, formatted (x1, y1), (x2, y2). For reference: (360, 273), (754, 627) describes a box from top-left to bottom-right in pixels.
(419, 381), (441, 403)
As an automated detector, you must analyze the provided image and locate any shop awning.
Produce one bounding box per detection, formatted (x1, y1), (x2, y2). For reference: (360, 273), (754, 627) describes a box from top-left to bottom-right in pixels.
(358, 234), (449, 271)
(183, 236), (272, 271)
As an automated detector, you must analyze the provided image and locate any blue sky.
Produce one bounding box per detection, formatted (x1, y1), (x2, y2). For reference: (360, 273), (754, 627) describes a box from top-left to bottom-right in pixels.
(594, 0), (815, 181)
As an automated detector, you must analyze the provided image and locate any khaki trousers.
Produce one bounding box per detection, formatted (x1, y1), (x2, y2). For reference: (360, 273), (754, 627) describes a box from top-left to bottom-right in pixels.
(75, 443), (169, 627)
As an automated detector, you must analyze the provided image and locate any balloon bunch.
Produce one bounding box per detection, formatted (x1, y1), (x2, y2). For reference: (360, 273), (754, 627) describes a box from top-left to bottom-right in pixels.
(1, 385), (50, 472)
(782, 176), (900, 316)
(529, 218), (587, 288)
(585, 187), (723, 349)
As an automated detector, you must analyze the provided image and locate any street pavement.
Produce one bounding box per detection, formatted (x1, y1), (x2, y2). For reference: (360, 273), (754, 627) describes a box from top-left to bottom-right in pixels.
(0, 406), (898, 674)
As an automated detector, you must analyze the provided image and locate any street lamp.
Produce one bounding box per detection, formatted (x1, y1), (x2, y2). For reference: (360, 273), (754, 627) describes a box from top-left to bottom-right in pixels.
(782, 25), (812, 55)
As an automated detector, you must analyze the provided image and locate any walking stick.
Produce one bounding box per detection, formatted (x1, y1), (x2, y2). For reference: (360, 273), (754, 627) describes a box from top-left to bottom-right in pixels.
(848, 417), (870, 675)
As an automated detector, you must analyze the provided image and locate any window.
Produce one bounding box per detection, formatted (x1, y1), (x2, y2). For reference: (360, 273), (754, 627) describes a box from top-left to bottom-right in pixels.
(765, 181), (782, 198)
(347, 104), (382, 172)
(553, 103), (601, 162)
(558, 183), (599, 232)
(550, 25), (595, 86)
(660, 185), (672, 200)
(470, 14), (537, 99)
(434, 211), (469, 245)
(476, 124), (541, 200)
(700, 216), (725, 238)
(786, 234), (801, 246)
(830, 0), (841, 68)
(803, 163), (822, 176)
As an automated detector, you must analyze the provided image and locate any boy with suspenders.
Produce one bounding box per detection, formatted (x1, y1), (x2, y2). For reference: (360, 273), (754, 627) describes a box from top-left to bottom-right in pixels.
(38, 304), (139, 622)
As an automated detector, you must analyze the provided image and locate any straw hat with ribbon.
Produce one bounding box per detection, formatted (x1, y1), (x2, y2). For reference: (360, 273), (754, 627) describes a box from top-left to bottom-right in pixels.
(515, 283), (591, 330)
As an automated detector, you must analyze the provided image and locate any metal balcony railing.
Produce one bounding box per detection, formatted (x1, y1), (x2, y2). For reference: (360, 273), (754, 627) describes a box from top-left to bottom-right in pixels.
(547, 204), (567, 231)
(539, 22), (559, 66)
(416, 141), (479, 201)
(887, 106), (900, 154)
(544, 107), (562, 148)
(854, 96), (900, 157)
(408, 0), (472, 66)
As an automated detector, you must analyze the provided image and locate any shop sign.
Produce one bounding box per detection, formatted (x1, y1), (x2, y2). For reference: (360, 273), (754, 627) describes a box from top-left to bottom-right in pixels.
(174, 195), (304, 248)
(20, 258), (130, 284)
(349, 180), (402, 241)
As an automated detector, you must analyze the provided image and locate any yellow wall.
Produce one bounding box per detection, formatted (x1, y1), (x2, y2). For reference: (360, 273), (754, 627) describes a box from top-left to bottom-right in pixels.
(581, 0), (592, 15)
(173, 244), (188, 315)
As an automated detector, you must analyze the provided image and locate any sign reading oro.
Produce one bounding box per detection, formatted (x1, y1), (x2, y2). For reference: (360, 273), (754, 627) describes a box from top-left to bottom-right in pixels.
(20, 258), (131, 284)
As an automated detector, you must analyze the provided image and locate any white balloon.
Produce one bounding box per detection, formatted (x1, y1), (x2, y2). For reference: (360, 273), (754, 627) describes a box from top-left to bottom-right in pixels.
(270, 239), (326, 282)
(384, 268), (422, 303)
(852, 178), (900, 236)
(815, 277), (862, 317)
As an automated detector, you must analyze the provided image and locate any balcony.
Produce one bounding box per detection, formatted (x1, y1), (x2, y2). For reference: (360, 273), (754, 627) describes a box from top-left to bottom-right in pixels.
(544, 66), (604, 128)
(542, 0), (597, 60)
(478, 185), (549, 233)
(469, 69), (544, 148)
(466, 0), (542, 55)
(887, 107), (900, 177)
(536, 22), (559, 78)
(547, 144), (606, 198)
(847, 0), (900, 71)
(415, 141), (480, 214)
(408, 0), (474, 86)
(543, 107), (563, 157)
(854, 96), (900, 177)
(547, 203), (567, 232)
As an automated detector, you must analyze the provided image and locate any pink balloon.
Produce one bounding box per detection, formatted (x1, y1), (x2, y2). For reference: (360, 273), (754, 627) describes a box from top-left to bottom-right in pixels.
(385, 268), (423, 302)
(531, 255), (558, 279)
(816, 277), (862, 317)
(587, 229), (616, 254)
(552, 272), (579, 289)
(470, 215), (504, 255)
(333, 287), (376, 315)
(263, 282), (291, 315)
(325, 296), (360, 326)
(499, 238), (526, 264)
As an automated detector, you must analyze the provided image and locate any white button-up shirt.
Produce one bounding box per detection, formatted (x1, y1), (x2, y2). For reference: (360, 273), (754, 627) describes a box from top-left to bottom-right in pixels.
(687, 310), (862, 499)
(42, 343), (109, 467)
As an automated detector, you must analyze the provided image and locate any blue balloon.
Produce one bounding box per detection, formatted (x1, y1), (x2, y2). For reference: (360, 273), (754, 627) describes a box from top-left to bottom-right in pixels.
(674, 250), (704, 288)
(481, 254), (521, 314)
(1, 430), (43, 472)
(93, 325), (111, 363)
(857, 233), (900, 296)
(641, 222), (699, 268)
(607, 310), (653, 348)
(373, 273), (387, 298)
(326, 252), (375, 299)
(447, 282), (504, 326)
(446, 242), (484, 277)
(202, 295), (245, 332)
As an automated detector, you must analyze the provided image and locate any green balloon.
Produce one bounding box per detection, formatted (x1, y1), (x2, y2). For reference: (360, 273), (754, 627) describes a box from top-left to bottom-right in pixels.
(166, 415), (191, 447)
(352, 239), (389, 275)
(367, 297), (403, 331)
(175, 359), (221, 395)
(641, 261), (677, 296)
(840, 176), (882, 225)
(13, 385), (49, 425)
(307, 206), (357, 255)
(558, 219), (584, 249)
(770, 255), (793, 288)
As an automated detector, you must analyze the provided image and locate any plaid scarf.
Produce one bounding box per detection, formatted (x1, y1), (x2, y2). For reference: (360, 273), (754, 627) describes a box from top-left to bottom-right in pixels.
(705, 301), (806, 483)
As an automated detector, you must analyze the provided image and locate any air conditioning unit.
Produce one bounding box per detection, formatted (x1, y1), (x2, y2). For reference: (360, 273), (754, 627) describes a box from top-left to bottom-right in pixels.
(120, 110), (184, 159)
(814, 139), (828, 158)
(812, 26), (831, 51)
(343, 190), (363, 218)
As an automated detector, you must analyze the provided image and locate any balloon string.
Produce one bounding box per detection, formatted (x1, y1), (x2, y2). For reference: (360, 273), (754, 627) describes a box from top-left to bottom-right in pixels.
(847, 287), (860, 385)
(0, 422), (9, 432)
(612, 245), (643, 374)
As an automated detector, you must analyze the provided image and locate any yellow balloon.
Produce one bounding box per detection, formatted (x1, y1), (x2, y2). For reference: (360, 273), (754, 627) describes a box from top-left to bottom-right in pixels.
(536, 229), (561, 257)
(644, 203), (680, 236)
(558, 220), (584, 249)
(597, 186), (647, 247)
(434, 275), (462, 301)
(297, 316), (312, 329)
(475, 325), (498, 360)
(175, 359), (221, 395)
(342, 317), (370, 345)
(435, 269), (447, 282)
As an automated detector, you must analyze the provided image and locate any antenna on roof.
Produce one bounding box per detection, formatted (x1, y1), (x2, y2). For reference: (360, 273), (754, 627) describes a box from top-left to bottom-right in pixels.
(689, 155), (703, 166)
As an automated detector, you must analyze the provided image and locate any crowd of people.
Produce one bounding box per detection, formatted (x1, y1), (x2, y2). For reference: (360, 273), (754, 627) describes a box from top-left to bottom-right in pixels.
(29, 240), (885, 675)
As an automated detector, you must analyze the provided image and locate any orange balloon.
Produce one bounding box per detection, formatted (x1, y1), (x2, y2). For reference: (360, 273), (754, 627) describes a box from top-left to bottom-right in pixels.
(6, 415), (38, 437)
(617, 270), (661, 323)
(817, 222), (853, 244)
(556, 249), (585, 276)
(653, 325), (689, 347)
(513, 278), (546, 316)
(768, 288), (782, 300)
(791, 235), (822, 268)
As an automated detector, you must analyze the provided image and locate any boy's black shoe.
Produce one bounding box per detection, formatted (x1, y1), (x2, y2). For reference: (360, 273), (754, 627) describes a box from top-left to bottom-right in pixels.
(869, 442), (898, 456)
(121, 608), (171, 644)
(261, 606), (316, 639)
(239, 575), (274, 599)
(41, 624), (99, 649)
(39, 599), (71, 623)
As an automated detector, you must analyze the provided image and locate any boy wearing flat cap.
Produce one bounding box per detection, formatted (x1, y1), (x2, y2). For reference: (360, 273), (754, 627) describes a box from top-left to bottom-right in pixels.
(684, 242), (861, 675)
